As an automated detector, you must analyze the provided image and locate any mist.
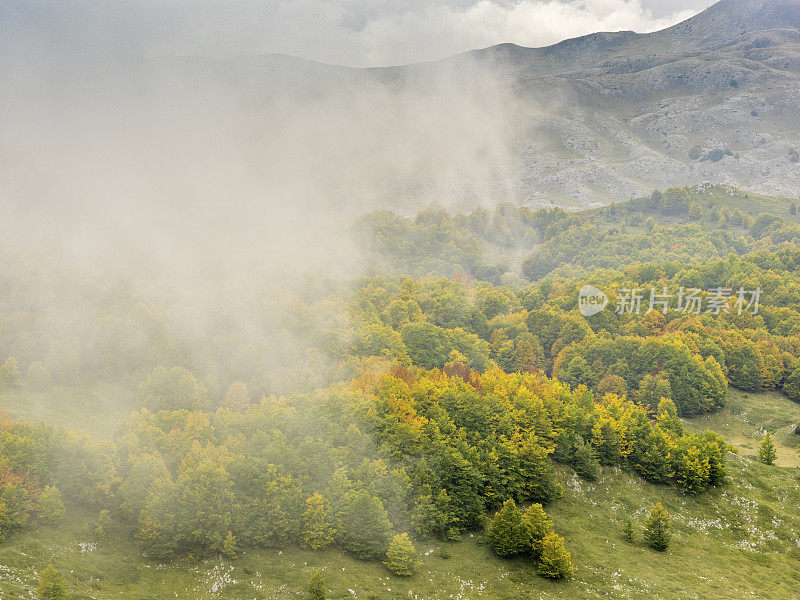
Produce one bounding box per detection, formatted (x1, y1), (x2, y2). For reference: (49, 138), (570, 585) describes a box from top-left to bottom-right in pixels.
(0, 49), (524, 283)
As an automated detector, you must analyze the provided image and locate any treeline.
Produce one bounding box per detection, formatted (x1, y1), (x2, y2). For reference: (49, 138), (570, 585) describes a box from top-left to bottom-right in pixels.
(354, 185), (800, 282)
(0, 243), (356, 400)
(5, 250), (800, 417)
(0, 363), (728, 576)
(349, 247), (800, 414)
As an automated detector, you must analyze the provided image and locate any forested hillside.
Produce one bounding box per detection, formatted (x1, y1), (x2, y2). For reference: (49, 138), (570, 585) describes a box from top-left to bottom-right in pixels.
(2, 185), (800, 598)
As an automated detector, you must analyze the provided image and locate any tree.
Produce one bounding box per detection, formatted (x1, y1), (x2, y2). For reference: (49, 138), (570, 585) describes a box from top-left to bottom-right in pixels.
(301, 493), (334, 550)
(522, 503), (553, 557)
(688, 202), (703, 220)
(221, 531), (237, 559)
(400, 322), (452, 369)
(307, 570), (325, 600)
(644, 503), (671, 551)
(518, 437), (562, 504)
(337, 490), (393, 559)
(783, 367), (800, 402)
(0, 357), (21, 387)
(536, 532), (573, 579)
(37, 486), (66, 526)
(622, 519), (635, 543)
(384, 532), (418, 576)
(138, 365), (207, 411)
(656, 397), (684, 437)
(37, 564), (66, 600)
(486, 499), (530, 557)
(222, 381), (250, 411)
(637, 373), (671, 409)
(758, 432), (777, 465)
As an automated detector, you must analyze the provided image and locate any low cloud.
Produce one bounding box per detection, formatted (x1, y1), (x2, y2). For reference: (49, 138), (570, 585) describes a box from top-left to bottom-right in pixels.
(2, 0), (702, 66)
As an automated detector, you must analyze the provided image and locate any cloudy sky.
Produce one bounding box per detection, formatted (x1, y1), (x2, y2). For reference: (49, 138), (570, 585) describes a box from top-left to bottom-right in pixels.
(2, 0), (711, 66)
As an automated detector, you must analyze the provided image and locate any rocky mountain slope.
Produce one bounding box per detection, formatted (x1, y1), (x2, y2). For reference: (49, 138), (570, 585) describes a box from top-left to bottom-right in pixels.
(184, 0), (800, 208)
(461, 0), (800, 206)
(1, 0), (797, 218)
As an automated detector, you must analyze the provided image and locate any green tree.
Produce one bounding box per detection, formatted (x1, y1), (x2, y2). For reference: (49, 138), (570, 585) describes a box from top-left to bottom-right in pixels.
(384, 532), (418, 576)
(138, 365), (207, 411)
(222, 381), (250, 411)
(656, 397), (684, 436)
(622, 519), (635, 543)
(644, 503), (671, 551)
(536, 531), (573, 579)
(221, 531), (237, 559)
(637, 373), (672, 408)
(518, 437), (562, 504)
(301, 493), (334, 550)
(37, 486), (66, 526)
(0, 357), (21, 387)
(758, 432), (777, 465)
(400, 322), (452, 369)
(337, 490), (393, 559)
(783, 367), (800, 402)
(307, 570), (325, 600)
(37, 564), (66, 600)
(486, 499), (530, 557)
(522, 503), (553, 557)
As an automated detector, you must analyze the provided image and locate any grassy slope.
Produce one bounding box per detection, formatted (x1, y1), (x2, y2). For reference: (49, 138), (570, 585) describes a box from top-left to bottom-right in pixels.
(2, 388), (800, 600)
(0, 382), (135, 439)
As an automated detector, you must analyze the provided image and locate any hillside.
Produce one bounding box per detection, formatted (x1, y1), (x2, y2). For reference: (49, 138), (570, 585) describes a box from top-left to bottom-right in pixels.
(1, 388), (799, 600)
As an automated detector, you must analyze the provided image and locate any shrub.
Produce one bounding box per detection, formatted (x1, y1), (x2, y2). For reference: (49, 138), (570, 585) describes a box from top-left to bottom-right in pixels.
(644, 503), (671, 551)
(384, 532), (418, 576)
(38, 564), (66, 600)
(486, 499), (529, 557)
(307, 570), (325, 600)
(758, 432), (777, 465)
(623, 519), (636, 543)
(537, 532), (573, 579)
(37, 486), (66, 526)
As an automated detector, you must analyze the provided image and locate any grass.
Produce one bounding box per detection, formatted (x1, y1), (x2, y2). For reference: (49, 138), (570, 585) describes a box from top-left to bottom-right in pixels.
(0, 382), (135, 439)
(686, 387), (800, 467)
(2, 387), (800, 599)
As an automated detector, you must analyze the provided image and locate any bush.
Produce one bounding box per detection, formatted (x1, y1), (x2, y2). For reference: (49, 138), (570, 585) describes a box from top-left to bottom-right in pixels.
(384, 532), (418, 576)
(486, 499), (530, 557)
(758, 432), (777, 465)
(537, 532), (573, 579)
(37, 486), (66, 526)
(307, 570), (325, 600)
(623, 519), (636, 543)
(38, 564), (66, 600)
(644, 503), (671, 551)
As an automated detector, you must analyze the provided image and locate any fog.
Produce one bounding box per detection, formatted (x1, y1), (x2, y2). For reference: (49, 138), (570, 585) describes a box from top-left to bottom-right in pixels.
(0, 51), (523, 286)
(0, 41), (529, 400)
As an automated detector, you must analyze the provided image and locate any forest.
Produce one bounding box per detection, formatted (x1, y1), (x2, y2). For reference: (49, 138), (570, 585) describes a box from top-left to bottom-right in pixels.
(2, 184), (800, 596)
